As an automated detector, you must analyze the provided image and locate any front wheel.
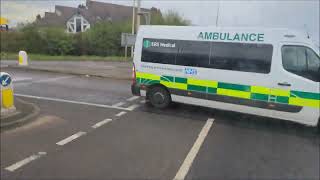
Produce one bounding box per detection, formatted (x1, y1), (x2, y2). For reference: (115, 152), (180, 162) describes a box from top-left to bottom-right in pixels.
(147, 86), (171, 109)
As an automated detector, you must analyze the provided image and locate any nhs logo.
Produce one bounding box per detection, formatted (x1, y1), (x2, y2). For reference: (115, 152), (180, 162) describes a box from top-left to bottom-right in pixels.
(184, 68), (197, 75)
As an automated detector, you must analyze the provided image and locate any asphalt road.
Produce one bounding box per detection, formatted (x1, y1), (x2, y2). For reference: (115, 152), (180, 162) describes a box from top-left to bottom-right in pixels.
(1, 67), (319, 180)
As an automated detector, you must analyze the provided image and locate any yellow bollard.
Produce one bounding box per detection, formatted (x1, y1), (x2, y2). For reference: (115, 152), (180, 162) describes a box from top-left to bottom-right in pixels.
(18, 51), (28, 66)
(2, 88), (14, 108)
(0, 72), (15, 114)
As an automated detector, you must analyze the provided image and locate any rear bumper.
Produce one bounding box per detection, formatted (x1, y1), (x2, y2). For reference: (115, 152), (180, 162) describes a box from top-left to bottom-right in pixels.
(131, 83), (141, 96)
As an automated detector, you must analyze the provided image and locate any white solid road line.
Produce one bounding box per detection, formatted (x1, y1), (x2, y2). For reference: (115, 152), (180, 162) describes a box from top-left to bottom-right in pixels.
(126, 96), (140, 102)
(115, 111), (127, 117)
(5, 152), (47, 172)
(92, 118), (112, 129)
(15, 94), (130, 111)
(112, 101), (126, 107)
(173, 118), (215, 180)
(56, 131), (86, 146)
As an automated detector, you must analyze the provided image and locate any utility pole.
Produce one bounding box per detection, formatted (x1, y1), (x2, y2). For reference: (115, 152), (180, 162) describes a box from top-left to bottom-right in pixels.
(131, 0), (136, 57)
(215, 1), (220, 27)
(136, 0), (141, 31)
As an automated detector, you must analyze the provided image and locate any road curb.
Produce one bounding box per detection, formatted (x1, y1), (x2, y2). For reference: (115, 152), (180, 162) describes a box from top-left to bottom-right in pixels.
(6, 65), (132, 80)
(0, 97), (40, 130)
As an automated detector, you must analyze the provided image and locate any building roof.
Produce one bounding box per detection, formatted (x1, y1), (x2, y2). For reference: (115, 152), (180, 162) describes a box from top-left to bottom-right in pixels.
(36, 0), (156, 27)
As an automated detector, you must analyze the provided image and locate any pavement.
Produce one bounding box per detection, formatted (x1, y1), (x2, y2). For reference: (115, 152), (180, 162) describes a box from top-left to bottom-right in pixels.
(0, 67), (319, 180)
(0, 60), (132, 80)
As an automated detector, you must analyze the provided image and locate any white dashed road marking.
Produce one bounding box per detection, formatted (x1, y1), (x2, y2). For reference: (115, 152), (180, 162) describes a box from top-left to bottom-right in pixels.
(126, 96), (140, 102)
(173, 118), (214, 180)
(115, 111), (127, 117)
(127, 104), (140, 111)
(56, 131), (86, 146)
(112, 102), (126, 107)
(15, 94), (130, 111)
(5, 152), (47, 172)
(92, 119), (112, 129)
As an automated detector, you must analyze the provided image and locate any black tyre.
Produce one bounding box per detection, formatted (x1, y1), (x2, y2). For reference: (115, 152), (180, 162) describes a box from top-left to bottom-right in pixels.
(147, 86), (171, 109)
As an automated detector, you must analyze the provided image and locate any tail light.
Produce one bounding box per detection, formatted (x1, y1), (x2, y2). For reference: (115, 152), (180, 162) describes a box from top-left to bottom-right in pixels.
(132, 63), (136, 84)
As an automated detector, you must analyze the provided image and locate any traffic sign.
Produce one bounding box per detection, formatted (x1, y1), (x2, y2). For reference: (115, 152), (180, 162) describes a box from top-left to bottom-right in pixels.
(0, 73), (12, 87)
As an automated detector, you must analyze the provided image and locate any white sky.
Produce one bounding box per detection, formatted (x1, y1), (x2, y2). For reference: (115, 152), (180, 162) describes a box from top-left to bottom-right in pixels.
(1, 0), (319, 45)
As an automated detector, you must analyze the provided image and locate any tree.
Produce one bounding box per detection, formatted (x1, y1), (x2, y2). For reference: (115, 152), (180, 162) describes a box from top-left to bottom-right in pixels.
(151, 9), (190, 26)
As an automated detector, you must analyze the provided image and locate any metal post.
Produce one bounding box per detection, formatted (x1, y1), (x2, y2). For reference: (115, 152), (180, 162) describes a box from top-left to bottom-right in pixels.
(136, 0), (141, 31)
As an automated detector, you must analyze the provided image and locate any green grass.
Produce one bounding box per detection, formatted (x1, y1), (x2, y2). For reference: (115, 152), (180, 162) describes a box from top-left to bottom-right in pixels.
(0, 52), (132, 61)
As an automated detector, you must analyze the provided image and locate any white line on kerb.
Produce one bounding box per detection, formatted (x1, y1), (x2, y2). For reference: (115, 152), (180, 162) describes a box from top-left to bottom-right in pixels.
(126, 96), (140, 102)
(92, 118), (112, 129)
(173, 118), (214, 180)
(115, 111), (127, 117)
(5, 152), (47, 172)
(15, 94), (130, 111)
(127, 104), (140, 111)
(112, 101), (126, 107)
(56, 131), (86, 146)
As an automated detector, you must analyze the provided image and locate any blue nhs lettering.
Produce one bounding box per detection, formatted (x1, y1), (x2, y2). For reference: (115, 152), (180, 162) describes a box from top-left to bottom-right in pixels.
(184, 68), (197, 75)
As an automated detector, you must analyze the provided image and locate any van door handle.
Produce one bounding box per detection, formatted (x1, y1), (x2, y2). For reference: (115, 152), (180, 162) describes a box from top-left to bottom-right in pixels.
(277, 82), (291, 87)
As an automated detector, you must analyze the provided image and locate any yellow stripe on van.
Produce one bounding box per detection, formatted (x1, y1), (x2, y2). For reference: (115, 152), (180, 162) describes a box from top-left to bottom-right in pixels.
(270, 89), (290, 97)
(289, 97), (320, 108)
(251, 86), (270, 94)
(136, 72), (160, 80)
(187, 78), (218, 88)
(217, 89), (251, 99)
(160, 81), (187, 90)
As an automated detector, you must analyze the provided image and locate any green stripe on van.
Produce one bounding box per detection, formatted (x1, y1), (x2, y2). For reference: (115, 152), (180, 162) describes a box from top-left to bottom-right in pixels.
(251, 93), (269, 101)
(160, 76), (174, 82)
(188, 84), (207, 92)
(218, 82), (251, 92)
(291, 91), (320, 100)
(175, 77), (188, 84)
(276, 96), (289, 104)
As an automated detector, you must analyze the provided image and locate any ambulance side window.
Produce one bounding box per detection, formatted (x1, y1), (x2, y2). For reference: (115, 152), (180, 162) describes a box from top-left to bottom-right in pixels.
(282, 46), (320, 82)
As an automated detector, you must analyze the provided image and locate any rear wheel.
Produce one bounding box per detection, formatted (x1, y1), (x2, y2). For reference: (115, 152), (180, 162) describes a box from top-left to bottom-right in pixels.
(147, 86), (171, 109)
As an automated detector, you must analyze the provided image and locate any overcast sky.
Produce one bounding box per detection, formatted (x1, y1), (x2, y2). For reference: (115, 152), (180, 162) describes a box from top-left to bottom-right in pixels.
(1, 0), (319, 45)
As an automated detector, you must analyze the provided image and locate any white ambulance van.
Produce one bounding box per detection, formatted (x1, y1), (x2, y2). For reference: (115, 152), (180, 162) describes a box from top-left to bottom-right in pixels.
(131, 26), (320, 127)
